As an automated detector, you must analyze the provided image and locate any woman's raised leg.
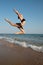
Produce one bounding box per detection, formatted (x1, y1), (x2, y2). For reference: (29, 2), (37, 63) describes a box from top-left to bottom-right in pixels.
(4, 18), (18, 27)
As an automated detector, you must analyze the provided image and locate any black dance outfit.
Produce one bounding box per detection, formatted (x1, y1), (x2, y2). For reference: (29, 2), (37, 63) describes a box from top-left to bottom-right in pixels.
(16, 18), (25, 29)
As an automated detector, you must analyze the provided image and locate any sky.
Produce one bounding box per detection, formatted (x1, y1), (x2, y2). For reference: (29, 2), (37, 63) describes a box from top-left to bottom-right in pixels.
(0, 0), (43, 34)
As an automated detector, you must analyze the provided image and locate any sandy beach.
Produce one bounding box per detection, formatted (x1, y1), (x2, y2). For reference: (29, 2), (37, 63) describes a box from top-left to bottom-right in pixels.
(0, 39), (43, 65)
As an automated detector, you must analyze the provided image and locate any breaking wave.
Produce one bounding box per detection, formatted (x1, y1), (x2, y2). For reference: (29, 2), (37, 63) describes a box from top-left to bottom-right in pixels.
(0, 36), (43, 52)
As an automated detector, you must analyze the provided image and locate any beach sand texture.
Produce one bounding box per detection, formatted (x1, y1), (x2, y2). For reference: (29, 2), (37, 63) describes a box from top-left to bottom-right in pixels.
(0, 39), (43, 65)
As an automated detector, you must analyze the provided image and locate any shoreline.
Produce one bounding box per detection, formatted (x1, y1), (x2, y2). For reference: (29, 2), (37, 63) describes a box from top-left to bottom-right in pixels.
(0, 39), (43, 65)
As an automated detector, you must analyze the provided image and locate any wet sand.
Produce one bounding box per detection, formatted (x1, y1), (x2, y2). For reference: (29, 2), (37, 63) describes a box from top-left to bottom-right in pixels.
(0, 39), (43, 65)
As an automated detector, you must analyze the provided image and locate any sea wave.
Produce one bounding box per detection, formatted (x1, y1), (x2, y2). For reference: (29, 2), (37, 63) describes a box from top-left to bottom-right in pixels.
(0, 36), (43, 52)
(28, 44), (43, 52)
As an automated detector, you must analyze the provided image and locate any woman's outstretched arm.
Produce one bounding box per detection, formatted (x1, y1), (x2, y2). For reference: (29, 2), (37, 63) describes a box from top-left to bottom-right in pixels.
(13, 8), (19, 15)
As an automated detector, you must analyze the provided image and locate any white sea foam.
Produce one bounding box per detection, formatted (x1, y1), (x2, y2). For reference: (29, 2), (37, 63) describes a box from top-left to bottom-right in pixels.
(16, 41), (43, 52)
(5, 37), (43, 52)
(0, 37), (43, 52)
(28, 44), (43, 52)
(5, 37), (15, 43)
(1, 37), (27, 47)
(15, 41), (27, 47)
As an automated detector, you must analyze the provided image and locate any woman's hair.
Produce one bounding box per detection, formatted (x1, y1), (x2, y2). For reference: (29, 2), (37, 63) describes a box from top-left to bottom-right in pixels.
(18, 16), (20, 19)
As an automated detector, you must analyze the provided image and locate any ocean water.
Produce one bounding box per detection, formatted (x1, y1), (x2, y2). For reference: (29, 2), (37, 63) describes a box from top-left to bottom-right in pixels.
(0, 34), (43, 52)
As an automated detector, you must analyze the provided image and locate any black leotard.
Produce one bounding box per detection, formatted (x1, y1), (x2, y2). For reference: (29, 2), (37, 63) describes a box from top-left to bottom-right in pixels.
(16, 23), (23, 29)
(16, 18), (25, 29)
(21, 19), (25, 23)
